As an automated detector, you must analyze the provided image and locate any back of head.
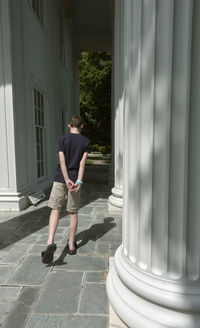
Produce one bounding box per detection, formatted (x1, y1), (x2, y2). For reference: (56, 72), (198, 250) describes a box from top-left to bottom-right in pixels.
(69, 115), (83, 129)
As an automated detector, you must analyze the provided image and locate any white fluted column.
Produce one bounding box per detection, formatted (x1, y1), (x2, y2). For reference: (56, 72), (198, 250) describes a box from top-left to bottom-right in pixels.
(109, 0), (124, 208)
(0, 0), (27, 211)
(107, 1), (200, 327)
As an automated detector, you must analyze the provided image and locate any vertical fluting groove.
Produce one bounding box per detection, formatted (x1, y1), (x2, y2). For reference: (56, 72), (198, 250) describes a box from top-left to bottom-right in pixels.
(119, 0), (124, 190)
(123, 0), (142, 262)
(128, 0), (140, 262)
(168, 0), (193, 279)
(122, 0), (131, 256)
(151, 0), (173, 276)
(116, 0), (124, 190)
(134, 0), (142, 264)
(182, 1), (193, 279)
(186, 0), (200, 281)
(149, 0), (156, 274)
(136, 0), (142, 265)
(114, 0), (119, 188)
(138, 0), (155, 272)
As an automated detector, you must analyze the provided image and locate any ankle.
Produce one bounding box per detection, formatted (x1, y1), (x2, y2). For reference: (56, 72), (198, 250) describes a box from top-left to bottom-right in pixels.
(68, 239), (75, 249)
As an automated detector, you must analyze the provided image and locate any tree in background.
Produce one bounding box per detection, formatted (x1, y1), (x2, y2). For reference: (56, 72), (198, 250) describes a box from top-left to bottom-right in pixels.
(79, 52), (111, 153)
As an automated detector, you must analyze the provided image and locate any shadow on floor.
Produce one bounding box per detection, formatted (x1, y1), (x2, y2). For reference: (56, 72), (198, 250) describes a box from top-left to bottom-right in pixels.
(0, 165), (112, 251)
(0, 206), (52, 251)
(48, 217), (116, 266)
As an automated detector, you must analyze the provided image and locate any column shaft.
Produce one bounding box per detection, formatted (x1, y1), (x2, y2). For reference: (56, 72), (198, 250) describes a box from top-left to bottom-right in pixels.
(109, 0), (124, 208)
(107, 0), (200, 327)
(168, 0), (193, 279)
(186, 0), (200, 281)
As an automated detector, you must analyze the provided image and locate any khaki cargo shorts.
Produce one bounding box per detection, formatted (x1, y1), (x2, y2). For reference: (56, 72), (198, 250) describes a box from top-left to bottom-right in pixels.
(48, 182), (80, 213)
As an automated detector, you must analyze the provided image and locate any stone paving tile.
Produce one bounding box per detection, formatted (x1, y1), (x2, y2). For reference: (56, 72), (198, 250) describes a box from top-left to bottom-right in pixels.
(0, 302), (14, 326)
(0, 243), (14, 252)
(37, 233), (66, 245)
(94, 208), (109, 214)
(0, 164), (122, 328)
(78, 213), (94, 219)
(0, 287), (22, 301)
(1, 287), (41, 328)
(96, 240), (110, 255)
(25, 314), (107, 328)
(77, 220), (92, 228)
(93, 213), (114, 220)
(36, 226), (67, 234)
(0, 243), (33, 265)
(78, 206), (95, 215)
(109, 242), (122, 256)
(79, 283), (108, 314)
(0, 250), (8, 260)
(0, 231), (13, 245)
(0, 212), (16, 220)
(16, 220), (39, 233)
(18, 234), (41, 244)
(89, 201), (108, 207)
(53, 255), (108, 271)
(34, 271), (83, 314)
(0, 221), (22, 231)
(7, 255), (52, 286)
(3, 232), (24, 245)
(57, 217), (69, 226)
(0, 265), (16, 284)
(29, 244), (63, 256)
(93, 198), (109, 203)
(77, 240), (96, 255)
(85, 271), (107, 283)
(100, 231), (122, 243)
(74, 225), (91, 236)
(75, 220), (116, 245)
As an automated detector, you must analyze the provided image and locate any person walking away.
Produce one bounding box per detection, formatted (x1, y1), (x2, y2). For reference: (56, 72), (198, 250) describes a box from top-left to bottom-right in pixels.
(41, 114), (90, 263)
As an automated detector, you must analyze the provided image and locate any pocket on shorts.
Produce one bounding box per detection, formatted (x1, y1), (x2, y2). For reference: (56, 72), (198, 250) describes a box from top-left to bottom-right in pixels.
(48, 182), (67, 209)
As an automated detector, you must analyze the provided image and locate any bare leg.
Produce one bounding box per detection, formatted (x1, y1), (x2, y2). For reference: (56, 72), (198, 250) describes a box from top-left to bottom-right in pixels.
(47, 209), (60, 245)
(69, 212), (78, 250)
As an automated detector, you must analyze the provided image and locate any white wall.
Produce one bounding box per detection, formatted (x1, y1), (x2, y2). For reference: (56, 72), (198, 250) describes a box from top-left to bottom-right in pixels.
(14, 0), (74, 190)
(0, 0), (75, 210)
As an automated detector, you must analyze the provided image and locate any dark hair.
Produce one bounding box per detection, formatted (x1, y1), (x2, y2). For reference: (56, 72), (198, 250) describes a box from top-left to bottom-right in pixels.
(69, 115), (83, 128)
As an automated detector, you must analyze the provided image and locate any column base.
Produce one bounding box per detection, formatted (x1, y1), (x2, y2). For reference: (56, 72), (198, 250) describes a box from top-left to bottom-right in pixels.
(107, 247), (200, 328)
(0, 192), (30, 211)
(108, 257), (128, 328)
(109, 187), (123, 208)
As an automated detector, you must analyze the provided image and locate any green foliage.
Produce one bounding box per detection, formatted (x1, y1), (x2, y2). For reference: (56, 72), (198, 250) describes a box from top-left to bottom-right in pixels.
(98, 146), (107, 154)
(79, 52), (111, 150)
(90, 144), (99, 152)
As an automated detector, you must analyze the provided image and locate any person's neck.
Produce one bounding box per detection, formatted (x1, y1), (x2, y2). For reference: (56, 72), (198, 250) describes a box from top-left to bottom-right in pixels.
(70, 127), (80, 134)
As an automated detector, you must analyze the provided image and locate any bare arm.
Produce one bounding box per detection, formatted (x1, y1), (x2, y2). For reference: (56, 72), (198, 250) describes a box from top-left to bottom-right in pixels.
(59, 151), (74, 190)
(78, 152), (88, 181)
(74, 152), (88, 192)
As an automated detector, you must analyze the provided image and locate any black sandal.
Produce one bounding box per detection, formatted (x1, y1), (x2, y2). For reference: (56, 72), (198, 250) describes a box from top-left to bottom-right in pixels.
(41, 243), (57, 263)
(67, 241), (78, 255)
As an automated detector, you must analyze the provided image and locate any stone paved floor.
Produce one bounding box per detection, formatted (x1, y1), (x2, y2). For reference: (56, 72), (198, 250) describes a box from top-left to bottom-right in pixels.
(0, 164), (122, 328)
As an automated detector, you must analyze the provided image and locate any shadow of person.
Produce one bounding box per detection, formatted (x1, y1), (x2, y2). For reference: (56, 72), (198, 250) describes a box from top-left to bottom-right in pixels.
(76, 217), (116, 247)
(49, 217), (116, 267)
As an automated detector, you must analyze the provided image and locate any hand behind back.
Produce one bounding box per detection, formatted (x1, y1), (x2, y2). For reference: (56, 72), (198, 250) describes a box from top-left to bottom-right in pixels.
(66, 180), (81, 192)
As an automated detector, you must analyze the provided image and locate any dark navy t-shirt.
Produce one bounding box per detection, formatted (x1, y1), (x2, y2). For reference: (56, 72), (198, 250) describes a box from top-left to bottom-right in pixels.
(54, 133), (90, 183)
